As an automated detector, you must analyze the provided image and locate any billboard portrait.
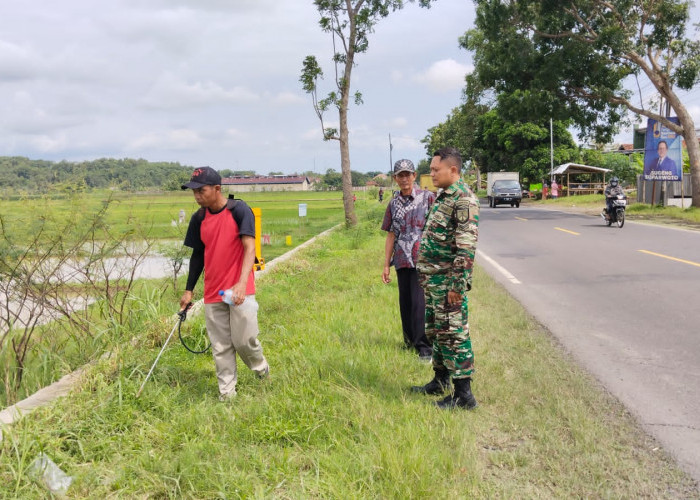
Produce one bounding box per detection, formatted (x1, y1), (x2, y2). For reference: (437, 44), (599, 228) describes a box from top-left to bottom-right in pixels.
(644, 117), (682, 181)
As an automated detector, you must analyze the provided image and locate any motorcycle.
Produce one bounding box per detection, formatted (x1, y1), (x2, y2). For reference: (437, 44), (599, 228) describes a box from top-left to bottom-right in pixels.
(602, 193), (627, 228)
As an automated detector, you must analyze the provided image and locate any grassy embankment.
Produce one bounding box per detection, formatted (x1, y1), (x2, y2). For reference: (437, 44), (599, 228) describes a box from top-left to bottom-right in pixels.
(1, 205), (697, 498)
(0, 190), (356, 406)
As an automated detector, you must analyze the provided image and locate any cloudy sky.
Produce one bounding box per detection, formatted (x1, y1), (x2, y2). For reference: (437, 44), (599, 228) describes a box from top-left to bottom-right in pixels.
(2, 2), (698, 177)
(0, 1), (475, 175)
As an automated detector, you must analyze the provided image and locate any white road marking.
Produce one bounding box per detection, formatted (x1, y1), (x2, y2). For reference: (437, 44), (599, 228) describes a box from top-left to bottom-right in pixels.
(478, 251), (522, 284)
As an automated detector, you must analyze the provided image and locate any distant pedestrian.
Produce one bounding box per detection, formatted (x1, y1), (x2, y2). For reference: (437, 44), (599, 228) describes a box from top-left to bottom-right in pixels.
(178, 209), (186, 224)
(378, 187), (384, 203)
(542, 183), (549, 200)
(381, 159), (435, 360)
(412, 147), (479, 410)
(551, 180), (559, 199)
(180, 167), (269, 402)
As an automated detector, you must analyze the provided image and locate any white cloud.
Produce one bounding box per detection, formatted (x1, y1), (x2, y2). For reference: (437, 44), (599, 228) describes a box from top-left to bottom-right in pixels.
(128, 128), (203, 151)
(387, 117), (408, 129)
(0, 40), (41, 81)
(271, 91), (305, 105)
(29, 133), (69, 153)
(224, 128), (245, 140)
(141, 73), (260, 109)
(0, 0), (477, 173)
(0, 90), (91, 135)
(302, 121), (339, 141)
(414, 59), (473, 92)
(688, 104), (700, 124)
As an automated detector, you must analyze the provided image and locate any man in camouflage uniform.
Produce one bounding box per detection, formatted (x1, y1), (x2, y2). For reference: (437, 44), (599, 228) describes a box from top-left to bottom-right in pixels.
(411, 147), (479, 410)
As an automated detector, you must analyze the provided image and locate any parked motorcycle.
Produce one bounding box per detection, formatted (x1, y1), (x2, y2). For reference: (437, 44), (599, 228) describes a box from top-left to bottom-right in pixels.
(602, 193), (627, 228)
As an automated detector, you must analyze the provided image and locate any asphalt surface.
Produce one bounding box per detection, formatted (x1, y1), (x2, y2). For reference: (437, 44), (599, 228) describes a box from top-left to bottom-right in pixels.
(477, 203), (700, 486)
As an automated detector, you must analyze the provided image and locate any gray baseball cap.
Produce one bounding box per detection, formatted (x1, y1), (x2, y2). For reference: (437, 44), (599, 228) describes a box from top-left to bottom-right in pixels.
(393, 159), (415, 174)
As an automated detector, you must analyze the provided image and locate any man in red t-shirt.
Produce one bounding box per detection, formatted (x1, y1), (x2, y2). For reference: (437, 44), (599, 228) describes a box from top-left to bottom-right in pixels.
(180, 167), (269, 401)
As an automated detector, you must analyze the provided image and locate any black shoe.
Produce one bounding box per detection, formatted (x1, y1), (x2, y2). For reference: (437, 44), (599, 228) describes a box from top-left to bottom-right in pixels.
(411, 368), (450, 395)
(435, 378), (477, 410)
(418, 350), (432, 362)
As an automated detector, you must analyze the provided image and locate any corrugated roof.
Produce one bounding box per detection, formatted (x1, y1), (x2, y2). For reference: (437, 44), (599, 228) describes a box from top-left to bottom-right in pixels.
(552, 163), (611, 175)
(222, 176), (310, 185)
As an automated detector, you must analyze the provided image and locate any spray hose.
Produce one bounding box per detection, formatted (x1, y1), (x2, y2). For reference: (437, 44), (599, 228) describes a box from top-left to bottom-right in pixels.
(177, 303), (211, 354)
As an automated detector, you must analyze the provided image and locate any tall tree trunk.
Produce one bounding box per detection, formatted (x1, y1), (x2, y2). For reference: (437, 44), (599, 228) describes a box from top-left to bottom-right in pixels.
(674, 105), (700, 208)
(339, 103), (356, 226)
(339, 11), (358, 227)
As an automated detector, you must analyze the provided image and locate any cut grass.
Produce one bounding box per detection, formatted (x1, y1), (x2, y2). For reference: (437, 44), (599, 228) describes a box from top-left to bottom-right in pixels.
(1, 208), (698, 498)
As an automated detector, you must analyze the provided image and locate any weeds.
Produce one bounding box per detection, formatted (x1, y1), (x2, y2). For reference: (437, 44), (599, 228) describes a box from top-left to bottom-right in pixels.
(1, 212), (697, 498)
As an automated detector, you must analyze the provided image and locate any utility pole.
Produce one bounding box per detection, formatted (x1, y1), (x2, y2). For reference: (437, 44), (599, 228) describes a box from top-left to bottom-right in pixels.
(550, 118), (554, 182)
(388, 133), (393, 173)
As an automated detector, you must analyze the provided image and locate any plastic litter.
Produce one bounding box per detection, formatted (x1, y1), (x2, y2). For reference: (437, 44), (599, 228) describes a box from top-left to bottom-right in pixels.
(27, 452), (73, 495)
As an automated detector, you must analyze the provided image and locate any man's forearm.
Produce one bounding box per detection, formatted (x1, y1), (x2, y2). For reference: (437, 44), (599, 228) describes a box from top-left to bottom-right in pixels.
(186, 249), (204, 291)
(384, 232), (396, 267)
(236, 236), (256, 288)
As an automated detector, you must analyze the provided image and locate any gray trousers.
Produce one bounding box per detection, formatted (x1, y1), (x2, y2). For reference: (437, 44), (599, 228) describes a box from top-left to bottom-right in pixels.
(204, 296), (268, 396)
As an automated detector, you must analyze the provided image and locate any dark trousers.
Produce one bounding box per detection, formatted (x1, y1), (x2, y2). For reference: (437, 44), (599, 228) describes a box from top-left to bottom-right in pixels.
(396, 267), (431, 355)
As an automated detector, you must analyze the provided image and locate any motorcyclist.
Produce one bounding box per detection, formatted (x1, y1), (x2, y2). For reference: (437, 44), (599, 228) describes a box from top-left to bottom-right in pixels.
(603, 177), (624, 219)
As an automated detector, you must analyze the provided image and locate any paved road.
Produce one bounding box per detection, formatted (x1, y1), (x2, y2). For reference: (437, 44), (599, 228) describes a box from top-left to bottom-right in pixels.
(477, 204), (700, 485)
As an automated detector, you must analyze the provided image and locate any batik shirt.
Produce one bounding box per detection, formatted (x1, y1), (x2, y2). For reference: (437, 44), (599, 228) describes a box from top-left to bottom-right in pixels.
(381, 185), (436, 269)
(417, 179), (479, 292)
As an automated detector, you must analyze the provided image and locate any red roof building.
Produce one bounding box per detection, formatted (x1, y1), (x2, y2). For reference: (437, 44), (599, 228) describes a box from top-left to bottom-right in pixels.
(221, 175), (313, 192)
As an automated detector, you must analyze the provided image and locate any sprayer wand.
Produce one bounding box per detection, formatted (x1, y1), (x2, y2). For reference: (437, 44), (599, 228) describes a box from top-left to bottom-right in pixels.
(135, 303), (192, 398)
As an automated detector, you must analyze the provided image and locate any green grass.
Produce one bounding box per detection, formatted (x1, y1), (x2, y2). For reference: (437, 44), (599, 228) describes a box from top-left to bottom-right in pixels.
(0, 190), (362, 262)
(0, 191), (377, 406)
(1, 207), (697, 498)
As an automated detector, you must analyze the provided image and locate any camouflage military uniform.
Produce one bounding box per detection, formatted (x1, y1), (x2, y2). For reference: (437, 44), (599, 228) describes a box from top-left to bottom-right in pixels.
(416, 178), (479, 379)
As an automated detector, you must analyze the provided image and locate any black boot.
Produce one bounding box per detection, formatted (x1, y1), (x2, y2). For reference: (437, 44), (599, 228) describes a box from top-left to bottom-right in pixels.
(436, 377), (477, 410)
(411, 368), (450, 395)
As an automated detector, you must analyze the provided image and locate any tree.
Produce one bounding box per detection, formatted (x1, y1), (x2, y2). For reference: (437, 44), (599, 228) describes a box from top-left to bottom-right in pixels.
(601, 153), (642, 185)
(323, 168), (344, 190)
(350, 170), (371, 186)
(422, 99), (488, 165)
(464, 0), (700, 207)
(475, 111), (578, 182)
(300, 0), (434, 226)
(422, 103), (578, 183)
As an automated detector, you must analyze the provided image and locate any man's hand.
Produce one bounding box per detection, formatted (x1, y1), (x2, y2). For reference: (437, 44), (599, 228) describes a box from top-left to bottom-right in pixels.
(231, 282), (247, 305)
(382, 265), (391, 284)
(180, 290), (193, 311)
(447, 290), (462, 305)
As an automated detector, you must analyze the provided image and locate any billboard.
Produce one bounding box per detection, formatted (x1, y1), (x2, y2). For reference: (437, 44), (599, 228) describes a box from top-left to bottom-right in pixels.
(644, 117), (682, 181)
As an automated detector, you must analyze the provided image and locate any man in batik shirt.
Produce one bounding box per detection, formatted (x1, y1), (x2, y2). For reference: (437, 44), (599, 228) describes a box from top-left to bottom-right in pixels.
(382, 159), (436, 360)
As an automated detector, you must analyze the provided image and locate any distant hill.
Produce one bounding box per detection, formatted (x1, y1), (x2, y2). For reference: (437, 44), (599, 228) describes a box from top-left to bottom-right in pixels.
(0, 156), (194, 193)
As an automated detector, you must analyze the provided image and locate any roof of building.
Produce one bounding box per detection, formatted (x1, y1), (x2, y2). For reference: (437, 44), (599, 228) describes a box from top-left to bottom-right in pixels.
(222, 175), (311, 185)
(552, 163), (611, 175)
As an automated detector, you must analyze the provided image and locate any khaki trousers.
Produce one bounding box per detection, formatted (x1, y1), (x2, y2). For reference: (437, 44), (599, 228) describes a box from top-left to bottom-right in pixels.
(204, 296), (268, 396)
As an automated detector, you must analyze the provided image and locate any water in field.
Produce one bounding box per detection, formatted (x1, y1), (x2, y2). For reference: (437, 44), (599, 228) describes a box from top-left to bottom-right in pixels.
(1, 254), (179, 332)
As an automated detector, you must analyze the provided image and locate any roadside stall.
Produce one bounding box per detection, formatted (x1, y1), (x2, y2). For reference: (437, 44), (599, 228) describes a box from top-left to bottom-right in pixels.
(552, 163), (612, 196)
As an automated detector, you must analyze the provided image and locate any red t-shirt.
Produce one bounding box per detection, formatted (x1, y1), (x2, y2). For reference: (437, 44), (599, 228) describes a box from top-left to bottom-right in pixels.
(184, 202), (256, 303)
